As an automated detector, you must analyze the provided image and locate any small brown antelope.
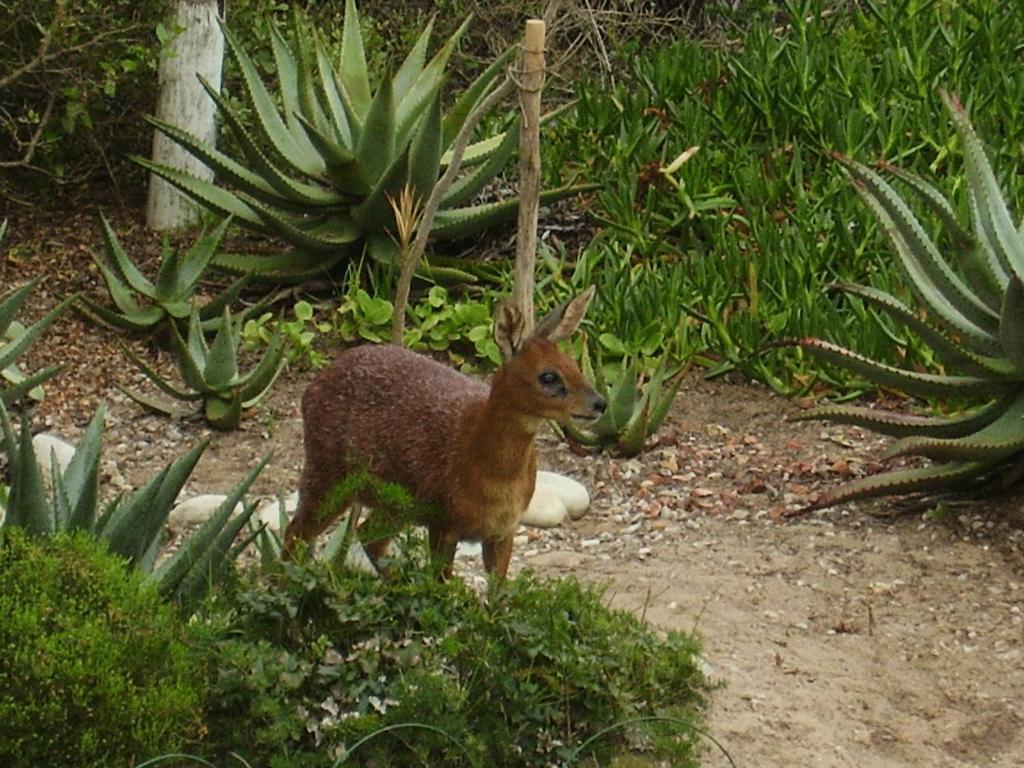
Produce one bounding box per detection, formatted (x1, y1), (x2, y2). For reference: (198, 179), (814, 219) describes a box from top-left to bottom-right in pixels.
(283, 287), (605, 578)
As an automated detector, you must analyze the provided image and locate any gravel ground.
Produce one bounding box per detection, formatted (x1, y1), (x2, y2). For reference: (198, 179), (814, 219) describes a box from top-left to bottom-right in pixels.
(4, 211), (1023, 767)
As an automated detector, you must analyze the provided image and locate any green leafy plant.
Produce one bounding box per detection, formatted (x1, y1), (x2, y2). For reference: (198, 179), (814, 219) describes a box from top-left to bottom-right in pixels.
(334, 283), (503, 365)
(788, 92), (1024, 506)
(124, 306), (286, 429)
(243, 299), (330, 368)
(563, 338), (682, 456)
(0, 401), (267, 609)
(135, 0), (585, 280)
(78, 214), (251, 334)
(0, 221), (70, 403)
(199, 558), (706, 768)
(0, 528), (206, 768)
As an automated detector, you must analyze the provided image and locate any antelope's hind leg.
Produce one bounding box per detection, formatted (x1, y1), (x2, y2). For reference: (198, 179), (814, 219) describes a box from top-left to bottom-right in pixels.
(482, 537), (513, 579)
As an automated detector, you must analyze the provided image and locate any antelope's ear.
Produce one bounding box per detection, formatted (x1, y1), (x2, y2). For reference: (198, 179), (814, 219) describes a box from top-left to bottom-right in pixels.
(494, 300), (526, 359)
(532, 286), (595, 343)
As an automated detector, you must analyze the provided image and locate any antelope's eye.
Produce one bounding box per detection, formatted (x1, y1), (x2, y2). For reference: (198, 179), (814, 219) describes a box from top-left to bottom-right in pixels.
(538, 370), (560, 386)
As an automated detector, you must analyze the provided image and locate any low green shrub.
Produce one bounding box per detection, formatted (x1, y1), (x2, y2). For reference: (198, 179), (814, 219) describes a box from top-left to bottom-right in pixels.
(0, 528), (206, 768)
(200, 556), (706, 767)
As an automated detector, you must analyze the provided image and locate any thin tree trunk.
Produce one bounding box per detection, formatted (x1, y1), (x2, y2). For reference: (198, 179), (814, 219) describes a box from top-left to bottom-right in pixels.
(146, 0), (224, 231)
(513, 20), (545, 333)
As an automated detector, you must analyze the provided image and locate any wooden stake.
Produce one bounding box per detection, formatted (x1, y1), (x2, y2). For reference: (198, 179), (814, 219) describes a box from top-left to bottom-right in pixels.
(513, 19), (545, 334)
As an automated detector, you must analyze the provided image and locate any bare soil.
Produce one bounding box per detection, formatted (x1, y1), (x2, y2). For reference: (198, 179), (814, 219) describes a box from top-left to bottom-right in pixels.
(4, 212), (1023, 767)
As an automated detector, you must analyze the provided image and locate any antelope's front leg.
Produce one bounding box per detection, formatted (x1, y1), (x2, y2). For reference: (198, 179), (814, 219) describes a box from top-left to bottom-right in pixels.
(482, 537), (514, 578)
(428, 527), (458, 580)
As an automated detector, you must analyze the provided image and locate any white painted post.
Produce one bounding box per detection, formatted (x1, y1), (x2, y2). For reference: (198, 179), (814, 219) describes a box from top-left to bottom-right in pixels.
(145, 0), (224, 231)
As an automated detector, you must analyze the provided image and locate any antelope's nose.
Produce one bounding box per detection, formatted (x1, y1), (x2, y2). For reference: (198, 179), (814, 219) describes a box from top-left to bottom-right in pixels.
(592, 395), (607, 415)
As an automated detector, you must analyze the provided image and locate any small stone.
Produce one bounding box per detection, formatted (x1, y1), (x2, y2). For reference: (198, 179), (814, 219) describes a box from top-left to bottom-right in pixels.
(520, 484), (568, 528)
(32, 433), (76, 475)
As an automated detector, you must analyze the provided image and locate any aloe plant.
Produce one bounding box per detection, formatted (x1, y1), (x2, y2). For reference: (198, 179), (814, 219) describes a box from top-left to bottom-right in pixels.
(124, 306), (285, 430)
(0, 401), (267, 609)
(788, 91), (1024, 507)
(564, 340), (682, 456)
(0, 222), (71, 404)
(134, 0), (586, 281)
(78, 214), (251, 334)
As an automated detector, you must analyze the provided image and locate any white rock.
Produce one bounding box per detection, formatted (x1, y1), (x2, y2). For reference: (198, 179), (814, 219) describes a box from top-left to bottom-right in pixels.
(253, 491), (299, 530)
(520, 484), (568, 528)
(537, 470), (590, 519)
(168, 494), (243, 529)
(32, 434), (76, 475)
(456, 541), (483, 559)
(342, 540), (379, 576)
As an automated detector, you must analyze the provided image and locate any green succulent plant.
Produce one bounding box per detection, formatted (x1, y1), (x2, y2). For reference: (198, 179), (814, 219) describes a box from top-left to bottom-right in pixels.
(124, 306), (286, 430)
(0, 222), (70, 404)
(134, 0), (586, 281)
(78, 214), (251, 335)
(0, 401), (267, 610)
(789, 91), (1024, 507)
(564, 339), (682, 456)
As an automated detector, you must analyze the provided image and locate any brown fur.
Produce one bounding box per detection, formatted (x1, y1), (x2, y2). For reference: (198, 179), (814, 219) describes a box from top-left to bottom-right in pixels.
(283, 292), (604, 578)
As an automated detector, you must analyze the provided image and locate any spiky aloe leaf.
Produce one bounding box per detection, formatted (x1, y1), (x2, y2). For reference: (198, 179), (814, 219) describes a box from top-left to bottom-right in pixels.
(791, 338), (1006, 399)
(143, 117), (286, 210)
(269, 22), (319, 152)
(432, 186), (589, 241)
(832, 283), (1013, 377)
(153, 455), (268, 603)
(158, 460), (266, 610)
(394, 15), (471, 149)
(392, 14), (434, 103)
(237, 336), (286, 406)
(792, 395), (1014, 440)
(101, 439), (210, 566)
(62, 403), (105, 532)
(76, 296), (164, 333)
(838, 155), (1000, 350)
(0, 403), (50, 536)
(91, 257), (150, 317)
(98, 214), (155, 297)
(943, 90), (1024, 286)
(441, 117), (520, 209)
(0, 296), (72, 373)
(251, 201), (362, 253)
(197, 273), (253, 323)
(338, 0), (371, 119)
(442, 46), (514, 147)
(0, 278), (41, 336)
(117, 385), (193, 417)
(153, 240), (183, 304)
(203, 308), (240, 390)
(133, 155), (266, 228)
(809, 461), (991, 510)
(121, 342), (201, 401)
(356, 73), (396, 183)
(205, 395), (243, 430)
(0, 364), (62, 406)
(213, 249), (346, 281)
(407, 93), (443, 203)
(618, 393), (654, 456)
(998, 275), (1024, 372)
(294, 112), (370, 196)
(220, 22), (323, 176)
(885, 394), (1024, 462)
(178, 217), (232, 292)
(198, 76), (342, 208)
(312, 30), (355, 149)
(878, 161), (1003, 308)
